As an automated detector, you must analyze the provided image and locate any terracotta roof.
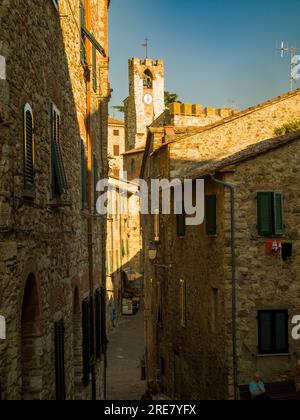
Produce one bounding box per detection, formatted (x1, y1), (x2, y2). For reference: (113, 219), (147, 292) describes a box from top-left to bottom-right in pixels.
(122, 147), (145, 156)
(177, 130), (300, 180)
(108, 117), (124, 126)
(154, 88), (300, 152)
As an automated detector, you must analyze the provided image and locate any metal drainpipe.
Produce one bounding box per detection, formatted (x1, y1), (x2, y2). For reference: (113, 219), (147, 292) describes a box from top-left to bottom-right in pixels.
(85, 0), (96, 401)
(210, 174), (238, 401)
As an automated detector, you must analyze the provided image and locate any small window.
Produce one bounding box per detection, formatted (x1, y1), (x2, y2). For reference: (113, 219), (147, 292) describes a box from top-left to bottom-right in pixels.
(143, 69), (153, 89)
(180, 280), (187, 328)
(51, 104), (68, 197)
(205, 195), (217, 236)
(258, 310), (289, 355)
(257, 192), (284, 236)
(113, 130), (119, 137)
(23, 104), (35, 191)
(113, 145), (120, 156)
(131, 158), (136, 174)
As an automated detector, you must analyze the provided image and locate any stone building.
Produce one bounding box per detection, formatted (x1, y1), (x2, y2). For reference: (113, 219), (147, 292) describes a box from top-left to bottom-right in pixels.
(108, 117), (125, 179)
(141, 88), (300, 400)
(0, 0), (110, 400)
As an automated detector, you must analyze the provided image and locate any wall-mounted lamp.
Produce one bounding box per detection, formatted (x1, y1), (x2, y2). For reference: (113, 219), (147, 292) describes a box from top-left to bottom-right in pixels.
(148, 243), (157, 262)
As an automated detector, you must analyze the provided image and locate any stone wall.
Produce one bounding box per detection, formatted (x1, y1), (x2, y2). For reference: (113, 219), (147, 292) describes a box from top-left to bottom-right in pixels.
(0, 0), (109, 400)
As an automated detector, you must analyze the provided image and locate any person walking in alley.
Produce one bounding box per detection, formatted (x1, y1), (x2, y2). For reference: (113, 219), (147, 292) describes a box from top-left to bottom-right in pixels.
(249, 373), (270, 400)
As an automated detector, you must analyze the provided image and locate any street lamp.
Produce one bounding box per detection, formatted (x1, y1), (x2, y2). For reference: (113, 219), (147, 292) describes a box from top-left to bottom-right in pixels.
(148, 243), (157, 263)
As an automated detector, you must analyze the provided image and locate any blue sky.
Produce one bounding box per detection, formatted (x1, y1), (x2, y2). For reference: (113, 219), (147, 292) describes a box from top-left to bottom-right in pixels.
(108, 0), (300, 116)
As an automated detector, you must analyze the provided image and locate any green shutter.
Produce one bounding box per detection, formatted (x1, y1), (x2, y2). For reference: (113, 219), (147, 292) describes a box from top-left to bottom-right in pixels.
(93, 156), (98, 212)
(257, 192), (273, 236)
(24, 107), (35, 190)
(205, 195), (217, 236)
(177, 212), (186, 237)
(51, 106), (68, 196)
(81, 141), (88, 209)
(274, 193), (284, 235)
(80, 3), (86, 64)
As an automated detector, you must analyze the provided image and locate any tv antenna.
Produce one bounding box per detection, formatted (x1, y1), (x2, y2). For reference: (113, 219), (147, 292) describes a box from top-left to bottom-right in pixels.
(142, 37), (149, 59)
(277, 41), (299, 91)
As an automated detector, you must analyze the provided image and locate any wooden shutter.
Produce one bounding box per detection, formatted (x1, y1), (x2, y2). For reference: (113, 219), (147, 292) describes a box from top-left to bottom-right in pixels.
(257, 192), (273, 236)
(176, 212), (186, 237)
(51, 105), (68, 196)
(95, 289), (102, 360)
(274, 193), (284, 235)
(82, 298), (91, 387)
(100, 287), (107, 354)
(93, 155), (98, 212)
(81, 140), (88, 209)
(24, 104), (35, 190)
(54, 320), (66, 401)
(205, 195), (217, 236)
(92, 46), (97, 92)
(80, 3), (86, 64)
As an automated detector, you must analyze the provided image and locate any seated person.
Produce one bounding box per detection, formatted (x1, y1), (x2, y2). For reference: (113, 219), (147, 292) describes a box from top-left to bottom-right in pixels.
(249, 373), (270, 400)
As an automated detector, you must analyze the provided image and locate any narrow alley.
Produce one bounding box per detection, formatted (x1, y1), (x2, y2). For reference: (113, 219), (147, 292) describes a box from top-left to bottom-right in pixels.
(107, 311), (146, 400)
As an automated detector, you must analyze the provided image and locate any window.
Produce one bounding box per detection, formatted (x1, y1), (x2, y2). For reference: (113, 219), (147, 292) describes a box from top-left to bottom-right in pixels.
(113, 130), (119, 137)
(93, 155), (98, 212)
(23, 104), (35, 191)
(143, 69), (153, 89)
(113, 145), (120, 156)
(176, 209), (186, 237)
(82, 298), (92, 387)
(258, 310), (289, 355)
(131, 158), (136, 174)
(205, 195), (217, 236)
(81, 140), (88, 209)
(51, 104), (68, 197)
(54, 319), (66, 401)
(80, 3), (86, 64)
(257, 192), (284, 236)
(95, 289), (107, 360)
(180, 280), (187, 328)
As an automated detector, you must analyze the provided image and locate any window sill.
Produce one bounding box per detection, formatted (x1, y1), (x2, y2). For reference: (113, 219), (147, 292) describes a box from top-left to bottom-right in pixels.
(23, 189), (36, 200)
(256, 353), (290, 358)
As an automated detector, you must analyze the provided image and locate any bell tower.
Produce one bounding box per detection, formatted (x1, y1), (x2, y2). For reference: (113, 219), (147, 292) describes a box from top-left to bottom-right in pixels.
(124, 57), (165, 151)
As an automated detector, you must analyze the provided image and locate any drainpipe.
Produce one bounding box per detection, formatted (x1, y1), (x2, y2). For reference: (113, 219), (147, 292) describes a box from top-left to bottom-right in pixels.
(84, 0), (96, 401)
(210, 174), (238, 401)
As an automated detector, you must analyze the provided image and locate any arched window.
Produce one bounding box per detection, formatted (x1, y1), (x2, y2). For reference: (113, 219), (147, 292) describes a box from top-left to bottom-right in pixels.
(143, 69), (153, 89)
(23, 104), (35, 191)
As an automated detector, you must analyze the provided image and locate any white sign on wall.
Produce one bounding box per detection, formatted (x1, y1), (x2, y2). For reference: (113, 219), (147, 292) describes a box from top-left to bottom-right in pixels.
(0, 316), (6, 340)
(291, 55), (300, 81)
(0, 55), (6, 80)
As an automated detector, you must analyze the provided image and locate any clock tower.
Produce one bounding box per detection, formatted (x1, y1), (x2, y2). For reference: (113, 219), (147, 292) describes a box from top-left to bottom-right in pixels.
(124, 57), (165, 151)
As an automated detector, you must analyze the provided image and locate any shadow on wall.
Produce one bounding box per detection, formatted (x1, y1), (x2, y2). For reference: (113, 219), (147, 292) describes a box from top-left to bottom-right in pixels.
(0, 0), (108, 401)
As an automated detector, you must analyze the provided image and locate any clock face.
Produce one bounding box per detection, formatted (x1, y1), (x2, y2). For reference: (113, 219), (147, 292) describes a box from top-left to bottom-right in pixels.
(143, 93), (153, 105)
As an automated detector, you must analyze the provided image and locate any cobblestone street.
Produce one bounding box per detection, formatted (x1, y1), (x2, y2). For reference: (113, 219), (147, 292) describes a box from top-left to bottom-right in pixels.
(107, 310), (146, 400)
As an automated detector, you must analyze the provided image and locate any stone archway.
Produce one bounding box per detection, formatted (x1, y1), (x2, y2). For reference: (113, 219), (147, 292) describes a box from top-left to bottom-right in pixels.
(21, 273), (43, 400)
